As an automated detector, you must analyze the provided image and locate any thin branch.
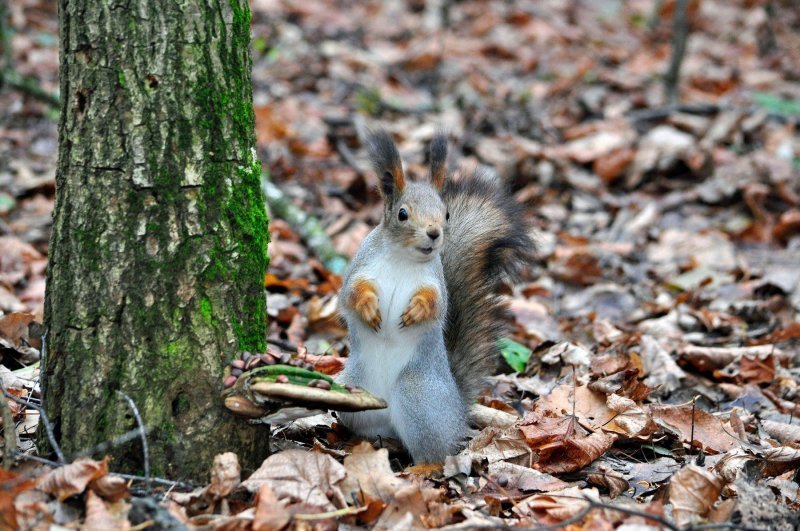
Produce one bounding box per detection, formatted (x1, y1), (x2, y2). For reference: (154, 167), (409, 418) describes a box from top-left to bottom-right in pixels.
(2, 387), (64, 463)
(664, 0), (689, 104)
(74, 425), (153, 459)
(39, 328), (47, 403)
(261, 175), (348, 274)
(0, 68), (60, 108)
(266, 337), (299, 353)
(118, 392), (150, 487)
(14, 451), (199, 491)
(0, 382), (17, 467)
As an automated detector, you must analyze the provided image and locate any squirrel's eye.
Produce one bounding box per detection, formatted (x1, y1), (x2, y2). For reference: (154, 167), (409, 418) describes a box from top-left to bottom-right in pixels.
(446, 211), (450, 221)
(398, 208), (408, 221)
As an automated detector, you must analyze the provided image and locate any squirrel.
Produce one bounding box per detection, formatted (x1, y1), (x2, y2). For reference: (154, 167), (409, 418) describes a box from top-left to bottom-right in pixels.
(337, 129), (534, 463)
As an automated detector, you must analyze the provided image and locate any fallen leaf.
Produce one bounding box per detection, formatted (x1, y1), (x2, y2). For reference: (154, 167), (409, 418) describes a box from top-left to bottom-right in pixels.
(604, 394), (655, 438)
(253, 485), (290, 531)
(487, 461), (568, 493)
(0, 468), (36, 530)
(83, 490), (129, 531)
(668, 464), (723, 526)
(639, 335), (686, 394)
(341, 442), (406, 503)
(533, 384), (617, 430)
(514, 486), (599, 522)
(36, 457), (109, 501)
(520, 414), (617, 474)
(240, 450), (346, 511)
(761, 419), (800, 443)
(89, 475), (129, 502)
(206, 452), (240, 499)
(0, 312), (34, 347)
(650, 403), (738, 453)
(587, 466), (629, 498)
(465, 426), (531, 465)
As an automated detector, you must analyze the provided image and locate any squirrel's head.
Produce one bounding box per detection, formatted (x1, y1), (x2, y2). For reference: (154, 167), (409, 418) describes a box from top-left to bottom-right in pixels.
(366, 129), (449, 262)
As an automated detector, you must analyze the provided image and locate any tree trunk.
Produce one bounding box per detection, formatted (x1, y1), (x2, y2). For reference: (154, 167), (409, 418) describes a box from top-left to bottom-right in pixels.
(44, 0), (270, 480)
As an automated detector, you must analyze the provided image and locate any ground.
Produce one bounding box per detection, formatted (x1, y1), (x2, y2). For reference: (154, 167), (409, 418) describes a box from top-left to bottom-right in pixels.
(1, 0), (799, 529)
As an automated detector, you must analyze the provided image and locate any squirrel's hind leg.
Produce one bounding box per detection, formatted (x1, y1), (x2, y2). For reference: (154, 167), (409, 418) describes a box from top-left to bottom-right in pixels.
(390, 359), (468, 463)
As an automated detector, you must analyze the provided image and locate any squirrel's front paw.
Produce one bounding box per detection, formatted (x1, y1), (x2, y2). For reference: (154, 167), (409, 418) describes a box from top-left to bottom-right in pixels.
(400, 287), (438, 328)
(348, 279), (382, 331)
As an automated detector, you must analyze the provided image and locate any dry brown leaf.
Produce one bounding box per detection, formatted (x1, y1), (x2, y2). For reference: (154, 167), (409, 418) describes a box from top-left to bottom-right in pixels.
(593, 147), (635, 182)
(88, 475), (129, 502)
(763, 445), (800, 463)
(639, 335), (686, 394)
(487, 462), (568, 493)
(469, 403), (519, 429)
(341, 442), (406, 503)
(715, 449), (758, 483)
(540, 341), (592, 367)
(0, 312), (34, 347)
(587, 466), (629, 498)
(604, 393), (655, 438)
(0, 237), (43, 276)
(374, 481), (452, 529)
(588, 368), (651, 402)
(651, 403), (739, 453)
(533, 384), (616, 430)
(555, 130), (634, 164)
(36, 457), (109, 501)
(520, 415), (617, 474)
(0, 468), (37, 530)
(679, 344), (787, 373)
(240, 449), (346, 511)
(761, 419), (800, 443)
(206, 452), (240, 499)
(668, 464), (723, 526)
(513, 486), (599, 522)
(253, 485), (290, 531)
(83, 489), (129, 531)
(465, 426), (531, 465)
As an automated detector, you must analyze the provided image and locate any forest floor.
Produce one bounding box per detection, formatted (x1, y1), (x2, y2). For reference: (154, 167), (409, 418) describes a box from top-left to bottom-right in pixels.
(2, 0), (800, 529)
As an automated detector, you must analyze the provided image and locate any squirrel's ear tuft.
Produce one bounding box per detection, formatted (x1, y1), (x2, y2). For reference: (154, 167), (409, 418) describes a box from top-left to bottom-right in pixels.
(366, 128), (405, 201)
(429, 133), (447, 192)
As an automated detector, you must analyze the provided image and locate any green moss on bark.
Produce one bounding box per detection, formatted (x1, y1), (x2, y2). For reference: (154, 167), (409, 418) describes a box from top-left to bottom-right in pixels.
(45, 0), (271, 480)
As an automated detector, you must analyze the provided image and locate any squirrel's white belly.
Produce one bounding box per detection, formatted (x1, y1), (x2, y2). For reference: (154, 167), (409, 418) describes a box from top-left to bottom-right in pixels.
(343, 256), (440, 437)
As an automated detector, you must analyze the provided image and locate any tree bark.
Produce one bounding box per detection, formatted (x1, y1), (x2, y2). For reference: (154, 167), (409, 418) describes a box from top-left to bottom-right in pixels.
(44, 0), (270, 480)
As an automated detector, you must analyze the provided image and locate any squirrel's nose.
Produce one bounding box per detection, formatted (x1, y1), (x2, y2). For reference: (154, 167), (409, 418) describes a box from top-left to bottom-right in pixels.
(427, 228), (440, 241)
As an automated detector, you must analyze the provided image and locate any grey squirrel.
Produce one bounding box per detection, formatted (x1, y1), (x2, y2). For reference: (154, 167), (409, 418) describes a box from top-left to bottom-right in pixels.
(338, 129), (534, 462)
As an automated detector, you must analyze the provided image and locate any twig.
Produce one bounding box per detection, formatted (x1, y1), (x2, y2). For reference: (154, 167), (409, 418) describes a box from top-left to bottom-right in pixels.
(690, 395), (697, 454)
(0, 68), (60, 108)
(75, 425), (153, 459)
(0, 0), (11, 69)
(2, 388), (64, 463)
(266, 337), (299, 353)
(39, 328), (47, 402)
(261, 175), (349, 274)
(118, 392), (150, 487)
(625, 102), (720, 122)
(14, 451), (199, 491)
(293, 506), (365, 521)
(112, 472), (198, 491)
(0, 382), (16, 467)
(664, 0), (689, 104)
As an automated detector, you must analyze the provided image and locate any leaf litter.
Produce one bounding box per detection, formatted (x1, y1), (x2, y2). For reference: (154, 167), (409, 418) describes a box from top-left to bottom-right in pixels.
(2, 0), (800, 528)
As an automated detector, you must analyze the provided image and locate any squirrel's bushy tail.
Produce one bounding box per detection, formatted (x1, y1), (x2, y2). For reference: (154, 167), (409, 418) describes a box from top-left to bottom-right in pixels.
(440, 167), (535, 401)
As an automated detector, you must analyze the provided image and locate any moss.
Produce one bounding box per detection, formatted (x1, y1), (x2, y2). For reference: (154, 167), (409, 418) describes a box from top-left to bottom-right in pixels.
(164, 341), (181, 356)
(189, 0), (269, 354)
(199, 297), (214, 325)
(117, 69), (126, 88)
